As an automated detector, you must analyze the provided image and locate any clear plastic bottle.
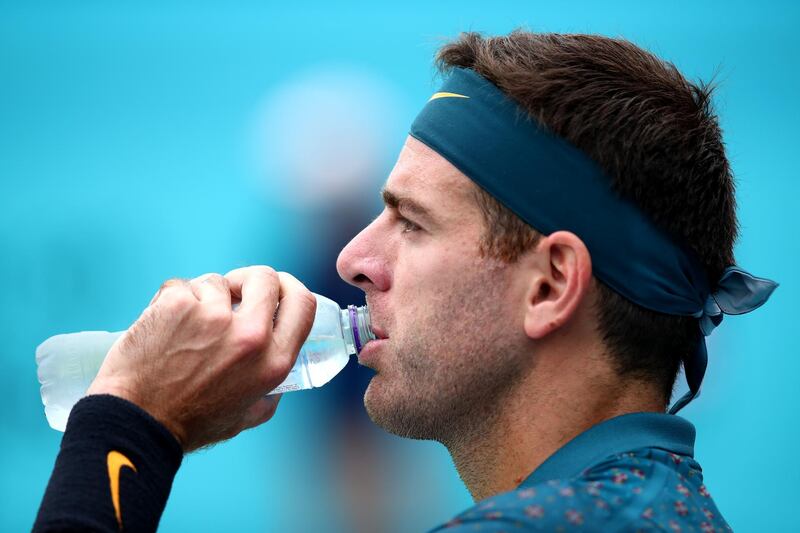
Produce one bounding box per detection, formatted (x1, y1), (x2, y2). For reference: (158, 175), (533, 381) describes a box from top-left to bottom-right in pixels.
(35, 293), (374, 431)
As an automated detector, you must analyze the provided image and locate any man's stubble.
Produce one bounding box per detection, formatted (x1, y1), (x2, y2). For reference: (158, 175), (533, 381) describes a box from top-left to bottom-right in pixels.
(362, 256), (531, 451)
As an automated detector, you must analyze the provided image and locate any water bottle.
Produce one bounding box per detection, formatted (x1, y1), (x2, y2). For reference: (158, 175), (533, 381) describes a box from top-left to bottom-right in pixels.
(35, 293), (375, 431)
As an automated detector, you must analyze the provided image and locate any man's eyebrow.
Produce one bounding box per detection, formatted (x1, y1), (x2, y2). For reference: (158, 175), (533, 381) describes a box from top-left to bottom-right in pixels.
(381, 188), (436, 222)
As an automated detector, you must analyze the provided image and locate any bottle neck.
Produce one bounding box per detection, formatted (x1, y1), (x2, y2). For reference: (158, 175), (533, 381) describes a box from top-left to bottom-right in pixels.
(339, 305), (375, 355)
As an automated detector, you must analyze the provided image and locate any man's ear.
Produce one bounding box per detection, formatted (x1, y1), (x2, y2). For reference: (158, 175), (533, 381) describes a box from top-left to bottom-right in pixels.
(523, 231), (593, 340)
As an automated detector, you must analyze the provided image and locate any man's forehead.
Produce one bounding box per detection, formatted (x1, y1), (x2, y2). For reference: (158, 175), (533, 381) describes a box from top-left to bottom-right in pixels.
(382, 136), (475, 210)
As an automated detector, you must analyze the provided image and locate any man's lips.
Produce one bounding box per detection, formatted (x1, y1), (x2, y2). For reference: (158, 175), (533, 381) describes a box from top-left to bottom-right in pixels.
(370, 324), (389, 340)
(357, 338), (387, 367)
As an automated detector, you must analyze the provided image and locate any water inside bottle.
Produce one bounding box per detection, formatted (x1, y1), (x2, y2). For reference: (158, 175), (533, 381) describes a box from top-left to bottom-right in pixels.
(270, 334), (350, 393)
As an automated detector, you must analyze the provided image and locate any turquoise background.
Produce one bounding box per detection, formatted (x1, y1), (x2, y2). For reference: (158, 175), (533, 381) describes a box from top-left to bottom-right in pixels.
(1, 1), (797, 531)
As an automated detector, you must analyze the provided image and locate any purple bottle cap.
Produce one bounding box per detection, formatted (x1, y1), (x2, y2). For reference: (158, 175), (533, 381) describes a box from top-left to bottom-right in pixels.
(348, 305), (363, 353)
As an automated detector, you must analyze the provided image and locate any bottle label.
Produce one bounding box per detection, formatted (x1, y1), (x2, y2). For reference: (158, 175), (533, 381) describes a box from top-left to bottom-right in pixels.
(270, 382), (303, 394)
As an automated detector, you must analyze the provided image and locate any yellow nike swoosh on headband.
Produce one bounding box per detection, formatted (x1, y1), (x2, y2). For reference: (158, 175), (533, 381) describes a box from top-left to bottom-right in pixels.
(107, 450), (137, 530)
(428, 92), (470, 101)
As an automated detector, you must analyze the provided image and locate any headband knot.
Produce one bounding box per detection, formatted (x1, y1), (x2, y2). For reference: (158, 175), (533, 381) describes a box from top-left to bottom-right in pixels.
(668, 266), (779, 414)
(697, 266), (778, 337)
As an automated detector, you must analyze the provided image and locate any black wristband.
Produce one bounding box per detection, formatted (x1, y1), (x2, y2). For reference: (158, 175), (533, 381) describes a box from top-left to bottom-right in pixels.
(33, 394), (184, 532)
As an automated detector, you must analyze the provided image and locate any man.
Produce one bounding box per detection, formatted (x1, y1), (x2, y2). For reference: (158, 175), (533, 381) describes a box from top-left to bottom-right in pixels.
(34, 31), (776, 531)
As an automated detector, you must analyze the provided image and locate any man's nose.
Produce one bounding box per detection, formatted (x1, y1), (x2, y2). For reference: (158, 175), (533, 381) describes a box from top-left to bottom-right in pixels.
(336, 220), (391, 292)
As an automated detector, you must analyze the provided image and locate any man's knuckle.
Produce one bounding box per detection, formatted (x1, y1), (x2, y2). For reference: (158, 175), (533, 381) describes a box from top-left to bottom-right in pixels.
(259, 266), (278, 284)
(196, 272), (221, 285)
(202, 307), (232, 329)
(236, 323), (268, 352)
(299, 290), (317, 317)
(160, 278), (179, 289)
(245, 265), (275, 279)
(157, 279), (179, 296)
(161, 289), (194, 312)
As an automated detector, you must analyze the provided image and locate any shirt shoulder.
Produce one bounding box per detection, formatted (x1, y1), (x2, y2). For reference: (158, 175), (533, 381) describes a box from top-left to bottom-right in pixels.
(428, 449), (732, 532)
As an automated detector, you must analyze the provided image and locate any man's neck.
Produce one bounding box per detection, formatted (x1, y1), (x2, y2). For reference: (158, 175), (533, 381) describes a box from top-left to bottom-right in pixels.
(445, 360), (664, 502)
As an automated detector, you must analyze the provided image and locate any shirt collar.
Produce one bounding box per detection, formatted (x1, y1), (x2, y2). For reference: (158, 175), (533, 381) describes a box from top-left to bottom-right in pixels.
(522, 412), (696, 486)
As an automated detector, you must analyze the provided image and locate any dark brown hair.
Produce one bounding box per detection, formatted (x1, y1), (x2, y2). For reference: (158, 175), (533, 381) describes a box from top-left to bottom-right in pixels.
(437, 31), (738, 405)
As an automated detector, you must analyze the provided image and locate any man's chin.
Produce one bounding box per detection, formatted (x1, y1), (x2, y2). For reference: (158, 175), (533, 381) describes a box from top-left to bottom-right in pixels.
(362, 376), (389, 427)
(362, 377), (436, 441)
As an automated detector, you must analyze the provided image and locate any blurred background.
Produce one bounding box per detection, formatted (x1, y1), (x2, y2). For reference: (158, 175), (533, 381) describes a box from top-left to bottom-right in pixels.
(1, 1), (797, 531)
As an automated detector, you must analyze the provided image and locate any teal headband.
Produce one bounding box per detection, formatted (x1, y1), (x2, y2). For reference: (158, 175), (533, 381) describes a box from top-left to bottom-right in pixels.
(409, 67), (777, 413)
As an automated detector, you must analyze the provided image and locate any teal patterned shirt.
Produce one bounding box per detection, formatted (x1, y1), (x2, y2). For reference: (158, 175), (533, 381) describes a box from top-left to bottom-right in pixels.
(430, 413), (731, 532)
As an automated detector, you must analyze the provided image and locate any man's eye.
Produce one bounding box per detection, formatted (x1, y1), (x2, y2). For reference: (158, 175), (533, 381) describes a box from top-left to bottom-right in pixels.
(398, 216), (421, 233)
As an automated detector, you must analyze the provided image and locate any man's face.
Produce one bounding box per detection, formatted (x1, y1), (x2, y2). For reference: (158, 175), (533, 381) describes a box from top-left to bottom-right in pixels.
(336, 136), (531, 443)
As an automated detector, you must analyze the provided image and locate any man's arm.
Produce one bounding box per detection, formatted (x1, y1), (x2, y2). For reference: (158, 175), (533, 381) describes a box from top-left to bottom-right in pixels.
(33, 395), (182, 532)
(34, 266), (316, 531)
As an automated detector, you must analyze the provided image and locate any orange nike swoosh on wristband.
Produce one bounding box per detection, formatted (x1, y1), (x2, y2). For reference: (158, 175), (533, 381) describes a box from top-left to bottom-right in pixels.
(107, 450), (137, 530)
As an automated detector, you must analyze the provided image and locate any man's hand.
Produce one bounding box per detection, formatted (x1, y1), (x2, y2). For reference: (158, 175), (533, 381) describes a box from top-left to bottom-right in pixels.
(86, 266), (316, 452)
